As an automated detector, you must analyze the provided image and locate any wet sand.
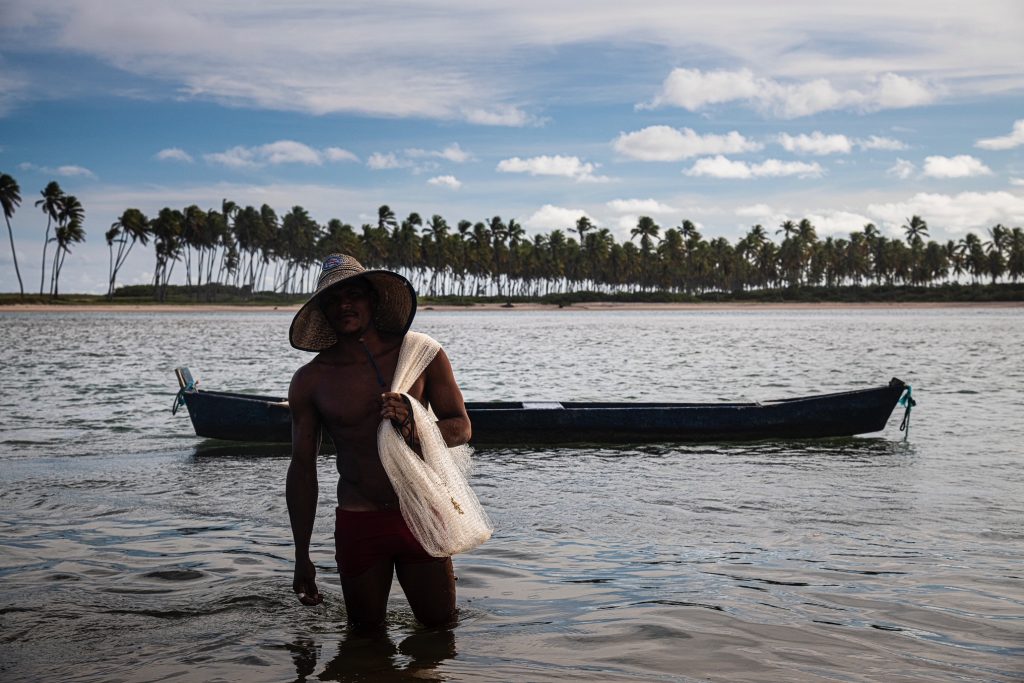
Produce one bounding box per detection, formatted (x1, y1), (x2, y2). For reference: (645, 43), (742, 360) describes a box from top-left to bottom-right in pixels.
(2, 301), (1022, 313)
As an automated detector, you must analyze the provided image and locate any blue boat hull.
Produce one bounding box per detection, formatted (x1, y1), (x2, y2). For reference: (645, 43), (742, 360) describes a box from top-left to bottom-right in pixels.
(174, 369), (907, 446)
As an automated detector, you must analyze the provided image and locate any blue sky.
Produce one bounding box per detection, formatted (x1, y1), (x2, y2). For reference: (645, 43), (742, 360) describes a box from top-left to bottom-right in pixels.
(2, 0), (1023, 293)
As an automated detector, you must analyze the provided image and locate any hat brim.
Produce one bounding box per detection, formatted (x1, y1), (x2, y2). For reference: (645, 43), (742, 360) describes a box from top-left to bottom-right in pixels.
(289, 270), (417, 352)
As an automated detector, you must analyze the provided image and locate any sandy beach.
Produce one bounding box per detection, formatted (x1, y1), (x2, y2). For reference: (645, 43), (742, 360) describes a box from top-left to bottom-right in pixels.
(0, 300), (1021, 313)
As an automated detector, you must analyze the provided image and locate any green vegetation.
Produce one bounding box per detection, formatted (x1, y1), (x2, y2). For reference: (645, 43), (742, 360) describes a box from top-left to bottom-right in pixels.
(2, 281), (1022, 307)
(2, 170), (1024, 303)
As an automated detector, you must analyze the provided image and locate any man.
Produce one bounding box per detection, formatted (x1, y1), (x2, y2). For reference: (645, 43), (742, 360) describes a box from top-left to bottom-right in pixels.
(286, 254), (473, 629)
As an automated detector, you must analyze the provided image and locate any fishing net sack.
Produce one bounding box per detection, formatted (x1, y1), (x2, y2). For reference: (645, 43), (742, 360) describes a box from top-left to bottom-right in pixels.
(377, 332), (492, 557)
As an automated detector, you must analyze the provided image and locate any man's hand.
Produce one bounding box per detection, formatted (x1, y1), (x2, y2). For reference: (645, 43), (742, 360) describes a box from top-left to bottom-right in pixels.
(292, 558), (323, 606)
(380, 392), (416, 441)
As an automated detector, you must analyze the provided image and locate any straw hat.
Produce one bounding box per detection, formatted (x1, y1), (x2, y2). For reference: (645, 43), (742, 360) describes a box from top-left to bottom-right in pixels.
(289, 254), (417, 352)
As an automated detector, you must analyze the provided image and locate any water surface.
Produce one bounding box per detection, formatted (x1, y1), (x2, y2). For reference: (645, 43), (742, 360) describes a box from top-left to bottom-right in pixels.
(1, 308), (1022, 681)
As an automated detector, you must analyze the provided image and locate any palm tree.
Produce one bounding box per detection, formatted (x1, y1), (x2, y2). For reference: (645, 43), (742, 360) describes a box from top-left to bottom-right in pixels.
(676, 220), (703, 292)
(774, 220), (800, 287)
(796, 218), (818, 285)
(630, 216), (660, 290)
(487, 216), (508, 296)
(202, 209), (228, 285)
(960, 233), (987, 283)
(180, 205), (207, 286)
(0, 173), (25, 297)
(945, 239), (967, 281)
(923, 240), (949, 285)
(393, 213), (422, 283)
(745, 224), (768, 250)
(657, 227), (685, 291)
(377, 205), (397, 233)
(777, 219), (798, 240)
(255, 204), (280, 291)
(901, 215), (929, 244)
(574, 216), (594, 247)
(51, 195), (85, 297)
(984, 225), (1009, 284)
(901, 215), (930, 285)
(151, 207), (183, 300)
(217, 199), (239, 283)
(1007, 228), (1024, 283)
(506, 218), (525, 294)
(422, 214), (450, 295)
(106, 208), (150, 296)
(35, 181), (64, 295)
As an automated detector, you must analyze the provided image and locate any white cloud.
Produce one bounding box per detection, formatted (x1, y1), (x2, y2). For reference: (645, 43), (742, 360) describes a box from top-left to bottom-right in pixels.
(258, 140), (322, 165)
(4, 3), (1019, 126)
(735, 203), (774, 218)
(427, 175), (462, 189)
(802, 210), (876, 236)
(405, 143), (472, 163)
(644, 68), (938, 118)
(778, 132), (852, 155)
(643, 68), (761, 111)
(857, 135), (908, 151)
(204, 146), (258, 169)
(367, 144), (469, 173)
(497, 155), (608, 182)
(0, 68), (30, 117)
(18, 162), (97, 179)
(523, 204), (592, 232)
(685, 155), (824, 179)
(887, 158), (917, 179)
(613, 216), (636, 232)
(437, 144), (472, 163)
(155, 147), (193, 163)
(613, 125), (762, 161)
(366, 152), (409, 170)
(203, 140), (352, 169)
(976, 120), (1024, 150)
(684, 156), (752, 179)
(606, 198), (678, 215)
(56, 165), (97, 179)
(921, 155), (992, 178)
(1010, 178), (1024, 187)
(324, 147), (359, 163)
(867, 191), (1024, 235)
(461, 106), (538, 127)
(870, 73), (936, 110)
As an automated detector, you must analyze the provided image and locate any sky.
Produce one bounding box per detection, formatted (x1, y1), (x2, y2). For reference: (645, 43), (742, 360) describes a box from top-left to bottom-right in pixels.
(1, 0), (1023, 293)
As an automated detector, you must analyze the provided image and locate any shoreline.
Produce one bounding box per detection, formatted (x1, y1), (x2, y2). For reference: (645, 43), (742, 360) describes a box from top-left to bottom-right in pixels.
(1, 300), (1022, 313)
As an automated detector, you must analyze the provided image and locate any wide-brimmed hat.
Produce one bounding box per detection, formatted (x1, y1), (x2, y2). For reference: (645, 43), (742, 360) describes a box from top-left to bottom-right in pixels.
(289, 254), (417, 352)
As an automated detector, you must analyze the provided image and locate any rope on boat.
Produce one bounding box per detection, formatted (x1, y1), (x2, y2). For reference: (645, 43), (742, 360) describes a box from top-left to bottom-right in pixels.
(898, 385), (915, 440)
(172, 379), (198, 415)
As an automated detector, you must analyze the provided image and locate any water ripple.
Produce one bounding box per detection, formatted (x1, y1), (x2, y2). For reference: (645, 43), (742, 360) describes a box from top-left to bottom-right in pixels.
(1, 308), (1023, 682)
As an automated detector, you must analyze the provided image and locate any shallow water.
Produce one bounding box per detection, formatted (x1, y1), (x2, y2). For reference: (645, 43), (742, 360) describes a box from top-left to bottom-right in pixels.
(1, 308), (1022, 682)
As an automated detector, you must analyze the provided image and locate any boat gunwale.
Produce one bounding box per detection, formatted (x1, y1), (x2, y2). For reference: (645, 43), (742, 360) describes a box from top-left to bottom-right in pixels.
(184, 380), (904, 412)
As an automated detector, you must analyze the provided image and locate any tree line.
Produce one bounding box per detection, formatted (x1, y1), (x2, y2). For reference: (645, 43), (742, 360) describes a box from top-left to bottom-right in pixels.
(2, 172), (1023, 301)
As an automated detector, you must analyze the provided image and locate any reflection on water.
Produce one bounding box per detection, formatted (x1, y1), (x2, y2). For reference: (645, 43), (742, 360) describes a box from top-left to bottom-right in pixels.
(1, 308), (1023, 682)
(284, 628), (456, 683)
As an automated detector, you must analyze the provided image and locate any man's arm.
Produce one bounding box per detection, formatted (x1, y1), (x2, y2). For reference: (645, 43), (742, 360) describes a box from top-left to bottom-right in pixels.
(424, 348), (472, 446)
(286, 364), (323, 606)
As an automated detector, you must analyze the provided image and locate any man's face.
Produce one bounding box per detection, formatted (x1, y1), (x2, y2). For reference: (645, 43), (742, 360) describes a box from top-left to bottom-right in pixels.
(319, 280), (375, 335)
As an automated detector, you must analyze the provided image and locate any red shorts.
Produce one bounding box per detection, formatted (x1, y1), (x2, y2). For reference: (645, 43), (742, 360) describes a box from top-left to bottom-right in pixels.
(334, 508), (441, 578)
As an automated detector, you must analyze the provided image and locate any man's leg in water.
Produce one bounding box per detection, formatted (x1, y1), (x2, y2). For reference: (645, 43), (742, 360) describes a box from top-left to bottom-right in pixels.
(340, 561), (394, 629)
(336, 509), (396, 628)
(396, 559), (457, 628)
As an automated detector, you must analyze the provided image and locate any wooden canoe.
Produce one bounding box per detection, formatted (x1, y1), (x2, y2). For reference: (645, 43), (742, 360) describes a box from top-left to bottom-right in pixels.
(173, 368), (909, 445)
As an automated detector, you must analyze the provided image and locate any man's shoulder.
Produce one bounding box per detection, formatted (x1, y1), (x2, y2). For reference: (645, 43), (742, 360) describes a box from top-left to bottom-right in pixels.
(290, 357), (324, 389)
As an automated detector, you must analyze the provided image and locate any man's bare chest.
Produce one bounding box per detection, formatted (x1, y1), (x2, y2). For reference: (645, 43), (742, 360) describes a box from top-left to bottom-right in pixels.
(312, 357), (427, 429)
(312, 361), (388, 428)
